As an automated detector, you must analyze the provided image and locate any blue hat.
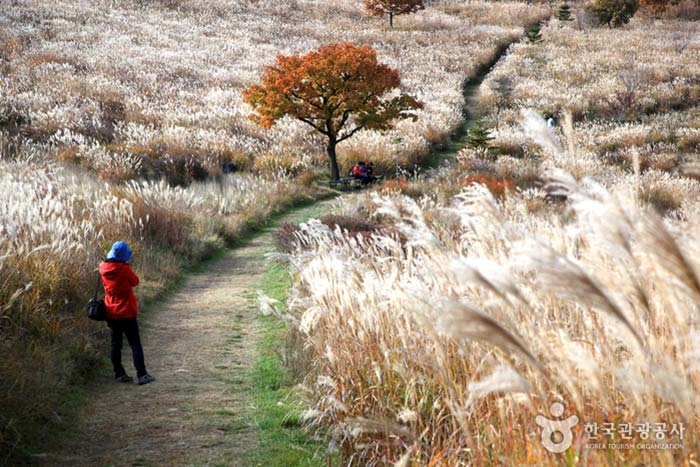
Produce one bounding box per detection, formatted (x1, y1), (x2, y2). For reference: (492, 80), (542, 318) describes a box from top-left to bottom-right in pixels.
(107, 241), (132, 262)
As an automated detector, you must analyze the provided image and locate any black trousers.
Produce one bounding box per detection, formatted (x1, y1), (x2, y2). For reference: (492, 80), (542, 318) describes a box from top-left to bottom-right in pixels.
(107, 317), (147, 378)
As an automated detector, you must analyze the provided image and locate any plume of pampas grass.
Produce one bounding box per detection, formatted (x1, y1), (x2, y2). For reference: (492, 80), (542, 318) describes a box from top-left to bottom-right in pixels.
(392, 448), (413, 467)
(519, 108), (564, 160)
(513, 238), (644, 349)
(431, 298), (543, 372)
(467, 364), (532, 402)
(448, 257), (529, 308)
(638, 212), (700, 301)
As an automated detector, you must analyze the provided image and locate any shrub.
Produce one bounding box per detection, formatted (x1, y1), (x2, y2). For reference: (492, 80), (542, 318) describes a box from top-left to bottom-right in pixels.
(465, 118), (497, 157)
(514, 170), (544, 190)
(0, 37), (23, 61)
(640, 0), (673, 15)
(157, 154), (209, 186)
(294, 170), (315, 187)
(639, 179), (685, 214)
(274, 222), (302, 254)
(678, 133), (700, 152)
(381, 176), (410, 193)
(495, 141), (526, 158)
(666, 0), (700, 19)
(29, 53), (75, 67)
(588, 0), (640, 27)
(275, 214), (378, 254)
(525, 23), (543, 43)
(318, 213), (378, 234)
(461, 174), (515, 198)
(557, 3), (575, 21)
(217, 149), (254, 173)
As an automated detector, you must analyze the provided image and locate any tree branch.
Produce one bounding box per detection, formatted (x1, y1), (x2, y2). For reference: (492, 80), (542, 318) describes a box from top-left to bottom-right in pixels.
(337, 125), (364, 143)
(289, 90), (323, 110)
(298, 117), (328, 135)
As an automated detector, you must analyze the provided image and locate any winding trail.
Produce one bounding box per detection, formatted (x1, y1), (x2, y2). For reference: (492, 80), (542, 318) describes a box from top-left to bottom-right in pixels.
(41, 30), (524, 467)
(42, 198), (339, 467)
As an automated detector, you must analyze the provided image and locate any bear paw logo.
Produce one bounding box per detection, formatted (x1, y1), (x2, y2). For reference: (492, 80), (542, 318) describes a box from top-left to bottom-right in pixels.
(535, 402), (579, 453)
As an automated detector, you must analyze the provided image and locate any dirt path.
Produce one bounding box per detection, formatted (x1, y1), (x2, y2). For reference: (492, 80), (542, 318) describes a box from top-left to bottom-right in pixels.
(427, 34), (532, 168)
(41, 198), (340, 467)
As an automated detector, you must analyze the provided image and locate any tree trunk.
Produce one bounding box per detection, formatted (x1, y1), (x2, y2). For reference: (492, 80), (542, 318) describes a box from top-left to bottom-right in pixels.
(327, 135), (340, 181)
(389, 12), (393, 28)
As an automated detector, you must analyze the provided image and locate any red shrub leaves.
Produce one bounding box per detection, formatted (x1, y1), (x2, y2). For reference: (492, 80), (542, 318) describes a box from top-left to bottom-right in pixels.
(462, 174), (515, 198)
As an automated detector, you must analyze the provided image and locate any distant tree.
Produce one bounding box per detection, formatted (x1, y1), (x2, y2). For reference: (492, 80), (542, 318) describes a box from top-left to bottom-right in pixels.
(588, 0), (639, 27)
(466, 118), (496, 156)
(363, 0), (424, 28)
(243, 43), (422, 181)
(558, 3), (575, 20)
(526, 24), (543, 43)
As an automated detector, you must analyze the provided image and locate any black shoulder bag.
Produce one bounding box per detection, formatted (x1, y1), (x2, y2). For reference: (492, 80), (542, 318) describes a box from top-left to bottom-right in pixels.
(86, 272), (107, 321)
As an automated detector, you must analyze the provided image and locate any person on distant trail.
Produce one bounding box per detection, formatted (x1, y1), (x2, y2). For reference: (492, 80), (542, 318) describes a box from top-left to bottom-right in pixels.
(100, 241), (155, 385)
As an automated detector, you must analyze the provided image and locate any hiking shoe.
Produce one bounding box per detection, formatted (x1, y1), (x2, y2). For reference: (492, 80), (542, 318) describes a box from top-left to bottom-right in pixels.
(115, 374), (134, 383)
(138, 374), (156, 385)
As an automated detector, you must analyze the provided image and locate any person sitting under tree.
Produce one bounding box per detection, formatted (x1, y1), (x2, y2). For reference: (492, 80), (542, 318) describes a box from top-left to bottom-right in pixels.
(352, 161), (373, 186)
(351, 161), (384, 186)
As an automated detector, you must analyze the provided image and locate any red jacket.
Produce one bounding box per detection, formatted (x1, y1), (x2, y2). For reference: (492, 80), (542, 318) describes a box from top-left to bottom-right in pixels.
(352, 164), (367, 176)
(99, 261), (139, 319)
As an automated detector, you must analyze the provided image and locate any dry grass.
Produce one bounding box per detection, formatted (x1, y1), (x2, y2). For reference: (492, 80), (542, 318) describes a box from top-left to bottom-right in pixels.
(276, 113), (700, 466)
(480, 18), (700, 121)
(475, 17), (700, 206)
(1, 0), (548, 180)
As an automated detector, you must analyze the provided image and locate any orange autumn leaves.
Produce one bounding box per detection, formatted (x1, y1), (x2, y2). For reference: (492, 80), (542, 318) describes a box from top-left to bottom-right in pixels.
(243, 43), (421, 136)
(243, 43), (422, 179)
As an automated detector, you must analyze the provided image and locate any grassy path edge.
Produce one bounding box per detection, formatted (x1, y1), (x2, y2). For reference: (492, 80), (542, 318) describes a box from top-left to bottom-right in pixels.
(243, 261), (331, 466)
(239, 196), (343, 466)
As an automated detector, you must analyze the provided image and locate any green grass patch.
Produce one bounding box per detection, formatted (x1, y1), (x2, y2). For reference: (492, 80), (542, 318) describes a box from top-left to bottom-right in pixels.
(243, 261), (331, 467)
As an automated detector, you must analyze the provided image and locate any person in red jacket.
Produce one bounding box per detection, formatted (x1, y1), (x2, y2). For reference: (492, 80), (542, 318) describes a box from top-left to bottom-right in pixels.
(100, 241), (155, 385)
(352, 161), (372, 186)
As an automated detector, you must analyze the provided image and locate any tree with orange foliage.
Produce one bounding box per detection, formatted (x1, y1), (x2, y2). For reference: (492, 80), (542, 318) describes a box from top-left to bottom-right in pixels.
(243, 43), (422, 181)
(364, 0), (424, 28)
